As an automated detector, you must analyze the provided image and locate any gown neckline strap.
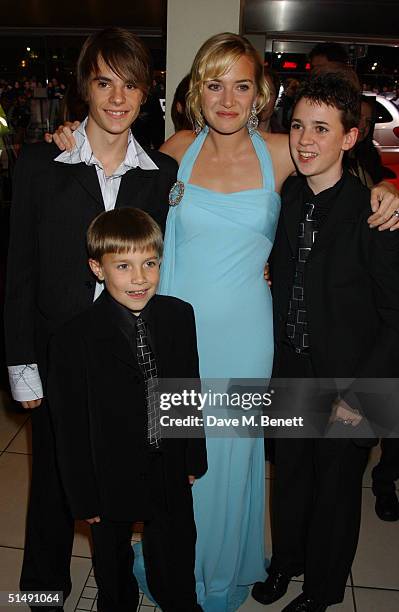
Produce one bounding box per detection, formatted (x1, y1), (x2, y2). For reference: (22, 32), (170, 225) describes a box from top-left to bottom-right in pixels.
(177, 125), (276, 193)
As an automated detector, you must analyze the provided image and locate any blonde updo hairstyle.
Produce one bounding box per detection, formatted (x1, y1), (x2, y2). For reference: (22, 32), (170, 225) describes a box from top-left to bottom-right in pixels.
(186, 32), (270, 131)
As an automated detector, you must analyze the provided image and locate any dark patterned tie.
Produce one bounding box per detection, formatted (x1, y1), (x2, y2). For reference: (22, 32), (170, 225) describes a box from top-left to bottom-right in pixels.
(136, 316), (161, 448)
(286, 202), (319, 353)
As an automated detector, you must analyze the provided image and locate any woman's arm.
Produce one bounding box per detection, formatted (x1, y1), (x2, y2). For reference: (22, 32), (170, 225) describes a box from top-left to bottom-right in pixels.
(260, 132), (295, 193)
(160, 129), (196, 163)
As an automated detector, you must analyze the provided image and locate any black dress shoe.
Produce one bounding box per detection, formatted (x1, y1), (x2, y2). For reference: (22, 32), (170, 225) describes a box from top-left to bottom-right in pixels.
(375, 492), (399, 521)
(251, 569), (291, 604)
(282, 593), (327, 612)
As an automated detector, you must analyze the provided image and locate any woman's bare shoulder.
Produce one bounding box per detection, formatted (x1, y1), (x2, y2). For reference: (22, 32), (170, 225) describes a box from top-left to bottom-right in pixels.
(259, 130), (288, 150)
(259, 131), (295, 188)
(160, 130), (196, 163)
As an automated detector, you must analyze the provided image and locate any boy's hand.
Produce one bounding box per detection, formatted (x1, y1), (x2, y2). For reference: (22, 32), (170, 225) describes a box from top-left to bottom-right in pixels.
(329, 399), (362, 427)
(85, 516), (101, 524)
(21, 399), (42, 410)
(188, 475), (196, 485)
(369, 182), (399, 231)
(44, 121), (80, 151)
(263, 262), (271, 287)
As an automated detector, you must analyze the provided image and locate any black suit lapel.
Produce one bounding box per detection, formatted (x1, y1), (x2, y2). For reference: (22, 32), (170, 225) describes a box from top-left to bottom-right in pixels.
(97, 332), (142, 373)
(70, 163), (104, 214)
(149, 297), (172, 378)
(90, 294), (142, 373)
(116, 167), (159, 210)
(115, 168), (138, 209)
(282, 186), (303, 256)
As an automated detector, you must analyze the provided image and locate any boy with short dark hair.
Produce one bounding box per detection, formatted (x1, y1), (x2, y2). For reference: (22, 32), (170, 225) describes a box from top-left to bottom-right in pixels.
(48, 207), (206, 612)
(252, 72), (399, 611)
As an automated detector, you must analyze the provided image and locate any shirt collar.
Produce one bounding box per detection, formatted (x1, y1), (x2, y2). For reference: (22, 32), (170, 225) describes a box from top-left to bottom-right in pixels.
(303, 172), (345, 206)
(54, 116), (158, 173)
(103, 289), (152, 332)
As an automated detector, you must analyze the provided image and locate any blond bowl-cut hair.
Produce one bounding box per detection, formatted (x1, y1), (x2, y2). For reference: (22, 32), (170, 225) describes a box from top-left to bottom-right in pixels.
(186, 32), (270, 131)
(87, 208), (163, 261)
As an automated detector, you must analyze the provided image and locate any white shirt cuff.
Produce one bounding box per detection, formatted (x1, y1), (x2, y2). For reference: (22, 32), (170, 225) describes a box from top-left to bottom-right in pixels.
(8, 364), (44, 402)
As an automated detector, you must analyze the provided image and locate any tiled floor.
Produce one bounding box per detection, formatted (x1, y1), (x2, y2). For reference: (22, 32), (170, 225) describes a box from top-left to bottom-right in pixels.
(0, 389), (398, 611)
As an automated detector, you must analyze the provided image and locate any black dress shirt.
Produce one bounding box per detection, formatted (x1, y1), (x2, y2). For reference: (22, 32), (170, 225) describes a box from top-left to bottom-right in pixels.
(286, 175), (345, 353)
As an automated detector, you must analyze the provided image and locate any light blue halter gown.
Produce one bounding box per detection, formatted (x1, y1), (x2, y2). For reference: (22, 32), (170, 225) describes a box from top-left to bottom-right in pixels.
(134, 127), (281, 611)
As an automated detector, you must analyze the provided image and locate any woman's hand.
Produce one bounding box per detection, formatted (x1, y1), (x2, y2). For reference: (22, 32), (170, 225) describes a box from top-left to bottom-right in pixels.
(44, 120), (81, 151)
(368, 181), (399, 231)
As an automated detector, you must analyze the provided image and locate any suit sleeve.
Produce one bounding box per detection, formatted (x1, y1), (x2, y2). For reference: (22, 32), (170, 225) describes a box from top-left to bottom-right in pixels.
(4, 146), (39, 365)
(342, 222), (399, 433)
(181, 303), (208, 478)
(355, 221), (399, 378)
(47, 329), (102, 519)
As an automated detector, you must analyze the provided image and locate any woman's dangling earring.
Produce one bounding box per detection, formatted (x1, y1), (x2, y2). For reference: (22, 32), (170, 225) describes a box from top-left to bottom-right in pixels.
(247, 102), (259, 135)
(194, 109), (204, 135)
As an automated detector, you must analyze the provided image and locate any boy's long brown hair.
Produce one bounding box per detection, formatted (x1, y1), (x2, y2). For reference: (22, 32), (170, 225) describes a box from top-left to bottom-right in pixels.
(77, 27), (152, 101)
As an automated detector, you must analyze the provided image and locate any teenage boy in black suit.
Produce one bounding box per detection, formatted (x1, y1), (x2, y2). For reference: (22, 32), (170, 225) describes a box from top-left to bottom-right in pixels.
(4, 28), (176, 609)
(252, 73), (399, 611)
(48, 207), (206, 612)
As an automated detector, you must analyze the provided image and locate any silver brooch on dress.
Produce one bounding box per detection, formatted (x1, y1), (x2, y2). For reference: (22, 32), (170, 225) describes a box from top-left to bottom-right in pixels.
(169, 180), (185, 206)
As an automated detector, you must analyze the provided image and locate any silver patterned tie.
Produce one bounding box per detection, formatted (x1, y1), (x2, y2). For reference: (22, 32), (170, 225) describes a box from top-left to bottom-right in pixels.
(135, 316), (161, 447)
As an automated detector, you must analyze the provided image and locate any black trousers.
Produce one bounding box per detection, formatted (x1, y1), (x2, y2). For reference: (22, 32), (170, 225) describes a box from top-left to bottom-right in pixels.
(372, 438), (399, 496)
(21, 406), (201, 612)
(91, 454), (201, 612)
(271, 438), (368, 604)
(270, 344), (369, 605)
(21, 401), (74, 611)
(90, 521), (138, 612)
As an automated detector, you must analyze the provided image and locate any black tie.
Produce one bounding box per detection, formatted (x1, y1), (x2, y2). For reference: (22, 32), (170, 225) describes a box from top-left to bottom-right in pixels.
(286, 202), (318, 353)
(136, 316), (161, 448)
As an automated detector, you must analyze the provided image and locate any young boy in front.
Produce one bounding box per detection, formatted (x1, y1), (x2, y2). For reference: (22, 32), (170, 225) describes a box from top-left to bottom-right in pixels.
(48, 207), (206, 612)
(252, 73), (399, 611)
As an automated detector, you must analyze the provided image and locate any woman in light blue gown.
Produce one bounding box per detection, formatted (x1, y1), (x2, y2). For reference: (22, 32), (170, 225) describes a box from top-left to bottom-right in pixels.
(159, 124), (280, 612)
(134, 33), (296, 611)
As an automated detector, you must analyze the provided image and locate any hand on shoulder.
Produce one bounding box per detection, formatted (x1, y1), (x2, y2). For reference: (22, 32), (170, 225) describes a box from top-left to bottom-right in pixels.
(368, 181), (399, 231)
(44, 121), (80, 151)
(160, 129), (196, 164)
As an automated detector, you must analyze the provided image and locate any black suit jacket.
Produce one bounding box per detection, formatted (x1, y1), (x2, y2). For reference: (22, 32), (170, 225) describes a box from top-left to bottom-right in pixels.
(271, 173), (399, 435)
(4, 142), (177, 376)
(47, 292), (207, 521)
